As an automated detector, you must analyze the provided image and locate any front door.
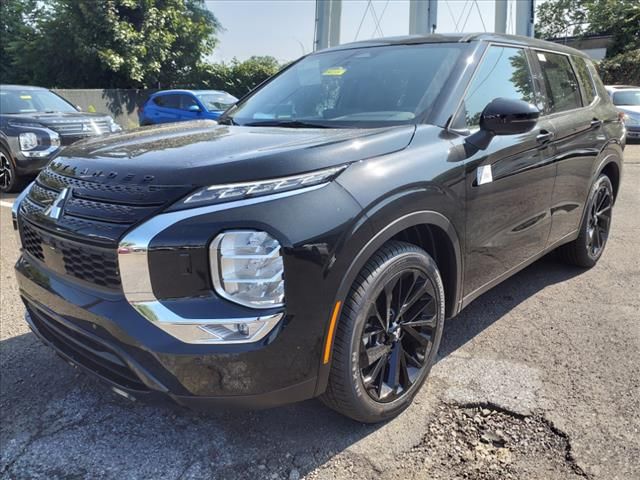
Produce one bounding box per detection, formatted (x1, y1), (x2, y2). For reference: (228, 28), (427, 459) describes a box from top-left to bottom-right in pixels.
(455, 45), (557, 298)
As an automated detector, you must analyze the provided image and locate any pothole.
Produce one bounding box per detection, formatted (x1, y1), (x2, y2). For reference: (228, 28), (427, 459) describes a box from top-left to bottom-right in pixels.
(399, 403), (588, 480)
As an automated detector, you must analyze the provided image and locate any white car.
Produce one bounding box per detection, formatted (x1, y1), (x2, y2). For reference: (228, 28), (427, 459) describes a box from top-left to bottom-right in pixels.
(605, 85), (640, 139)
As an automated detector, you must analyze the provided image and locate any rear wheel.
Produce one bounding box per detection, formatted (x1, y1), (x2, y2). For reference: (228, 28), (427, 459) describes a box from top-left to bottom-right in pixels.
(557, 174), (614, 268)
(321, 241), (445, 423)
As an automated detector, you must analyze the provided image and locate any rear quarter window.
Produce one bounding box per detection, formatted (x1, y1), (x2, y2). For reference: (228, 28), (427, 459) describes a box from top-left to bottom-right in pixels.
(572, 56), (596, 105)
(536, 51), (582, 113)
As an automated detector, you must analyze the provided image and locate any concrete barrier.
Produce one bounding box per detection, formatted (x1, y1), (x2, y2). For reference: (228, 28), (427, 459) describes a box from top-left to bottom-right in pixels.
(52, 89), (158, 130)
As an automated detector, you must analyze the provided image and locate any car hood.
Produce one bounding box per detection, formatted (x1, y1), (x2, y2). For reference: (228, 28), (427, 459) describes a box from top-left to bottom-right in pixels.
(52, 120), (417, 187)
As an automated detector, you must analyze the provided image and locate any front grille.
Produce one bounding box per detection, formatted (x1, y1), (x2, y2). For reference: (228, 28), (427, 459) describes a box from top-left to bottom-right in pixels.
(26, 302), (148, 391)
(21, 220), (121, 289)
(48, 119), (111, 136)
(18, 162), (191, 290)
(21, 221), (44, 261)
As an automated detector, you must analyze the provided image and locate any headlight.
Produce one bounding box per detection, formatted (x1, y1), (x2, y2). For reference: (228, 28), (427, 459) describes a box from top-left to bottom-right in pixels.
(19, 132), (38, 151)
(175, 165), (346, 209)
(210, 230), (284, 308)
(623, 113), (639, 126)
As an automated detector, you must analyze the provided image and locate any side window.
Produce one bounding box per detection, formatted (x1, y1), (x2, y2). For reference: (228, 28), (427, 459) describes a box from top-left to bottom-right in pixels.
(154, 94), (180, 109)
(536, 52), (581, 113)
(179, 95), (199, 111)
(459, 46), (535, 129)
(572, 56), (596, 105)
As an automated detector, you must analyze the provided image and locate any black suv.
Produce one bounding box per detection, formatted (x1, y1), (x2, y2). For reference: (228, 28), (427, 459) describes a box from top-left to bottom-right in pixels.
(0, 85), (121, 192)
(13, 34), (624, 423)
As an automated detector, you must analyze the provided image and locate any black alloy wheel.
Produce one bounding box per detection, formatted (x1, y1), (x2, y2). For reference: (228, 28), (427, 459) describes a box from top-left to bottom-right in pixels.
(321, 241), (445, 423)
(557, 174), (614, 268)
(0, 149), (13, 192)
(586, 180), (612, 260)
(360, 269), (438, 403)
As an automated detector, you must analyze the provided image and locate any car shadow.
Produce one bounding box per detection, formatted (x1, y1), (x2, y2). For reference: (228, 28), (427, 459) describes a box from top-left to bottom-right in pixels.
(0, 253), (585, 478)
(439, 252), (584, 359)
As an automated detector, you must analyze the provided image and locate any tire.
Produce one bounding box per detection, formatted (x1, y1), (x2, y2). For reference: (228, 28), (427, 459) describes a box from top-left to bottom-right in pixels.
(0, 146), (26, 193)
(557, 174), (614, 268)
(321, 241), (445, 423)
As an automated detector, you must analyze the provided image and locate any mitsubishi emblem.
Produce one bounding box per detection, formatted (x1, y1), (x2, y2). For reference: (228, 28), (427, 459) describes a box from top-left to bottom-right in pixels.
(44, 187), (70, 221)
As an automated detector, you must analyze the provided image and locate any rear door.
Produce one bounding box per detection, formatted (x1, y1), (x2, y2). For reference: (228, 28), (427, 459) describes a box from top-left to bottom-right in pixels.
(531, 51), (606, 245)
(456, 44), (557, 298)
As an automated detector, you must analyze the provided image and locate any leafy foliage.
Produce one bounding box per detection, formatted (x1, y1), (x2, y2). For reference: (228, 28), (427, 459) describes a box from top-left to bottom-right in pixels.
(1, 0), (222, 88)
(597, 49), (640, 85)
(187, 56), (282, 98)
(536, 0), (640, 56)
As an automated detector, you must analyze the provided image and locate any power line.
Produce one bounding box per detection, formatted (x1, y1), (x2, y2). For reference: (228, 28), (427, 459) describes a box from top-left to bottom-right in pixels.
(354, 0), (372, 41)
(474, 0), (487, 32)
(369, 1), (384, 37)
(371, 0), (391, 38)
(444, 0), (459, 32)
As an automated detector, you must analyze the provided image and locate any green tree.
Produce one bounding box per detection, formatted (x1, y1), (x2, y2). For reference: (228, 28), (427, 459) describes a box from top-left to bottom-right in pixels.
(598, 49), (640, 85)
(0, 0), (41, 83)
(188, 56), (282, 97)
(2, 0), (222, 88)
(536, 0), (640, 56)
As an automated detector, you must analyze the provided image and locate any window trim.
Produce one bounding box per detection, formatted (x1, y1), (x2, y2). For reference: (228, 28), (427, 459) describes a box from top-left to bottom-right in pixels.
(448, 42), (539, 134)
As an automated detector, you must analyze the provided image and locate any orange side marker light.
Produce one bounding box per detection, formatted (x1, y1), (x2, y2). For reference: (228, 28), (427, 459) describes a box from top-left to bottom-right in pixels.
(323, 301), (342, 364)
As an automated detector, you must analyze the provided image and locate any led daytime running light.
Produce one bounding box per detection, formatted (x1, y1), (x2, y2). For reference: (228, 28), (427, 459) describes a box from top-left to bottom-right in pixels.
(180, 165), (346, 207)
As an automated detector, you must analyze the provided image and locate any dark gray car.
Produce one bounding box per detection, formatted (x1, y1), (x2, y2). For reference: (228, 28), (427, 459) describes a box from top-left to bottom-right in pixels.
(0, 85), (121, 192)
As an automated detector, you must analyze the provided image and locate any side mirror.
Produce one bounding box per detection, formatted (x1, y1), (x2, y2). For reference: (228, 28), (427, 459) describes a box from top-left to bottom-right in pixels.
(188, 104), (202, 113)
(467, 98), (539, 150)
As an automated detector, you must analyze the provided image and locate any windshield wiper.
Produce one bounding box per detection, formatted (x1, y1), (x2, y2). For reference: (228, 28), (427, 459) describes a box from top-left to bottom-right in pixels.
(217, 116), (237, 125)
(243, 120), (331, 129)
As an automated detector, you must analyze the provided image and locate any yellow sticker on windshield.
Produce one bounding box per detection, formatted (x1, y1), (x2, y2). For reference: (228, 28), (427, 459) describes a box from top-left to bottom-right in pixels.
(20, 95), (32, 100)
(322, 67), (346, 76)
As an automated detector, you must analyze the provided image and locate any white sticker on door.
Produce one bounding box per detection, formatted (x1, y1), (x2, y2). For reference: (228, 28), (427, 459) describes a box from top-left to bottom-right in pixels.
(477, 165), (493, 185)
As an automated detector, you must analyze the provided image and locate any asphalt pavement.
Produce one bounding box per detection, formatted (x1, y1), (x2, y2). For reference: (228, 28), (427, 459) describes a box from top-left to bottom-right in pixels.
(1, 144), (639, 480)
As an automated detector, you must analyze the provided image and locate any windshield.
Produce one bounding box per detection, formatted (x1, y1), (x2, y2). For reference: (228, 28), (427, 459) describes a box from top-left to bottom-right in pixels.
(0, 89), (77, 114)
(228, 43), (466, 128)
(195, 91), (238, 111)
(612, 90), (640, 106)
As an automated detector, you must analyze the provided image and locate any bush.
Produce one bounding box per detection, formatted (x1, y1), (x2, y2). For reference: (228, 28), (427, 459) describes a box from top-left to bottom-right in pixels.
(597, 49), (640, 85)
(184, 56), (282, 98)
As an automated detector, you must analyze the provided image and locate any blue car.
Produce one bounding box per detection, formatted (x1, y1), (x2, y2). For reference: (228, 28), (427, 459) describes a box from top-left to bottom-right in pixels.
(138, 89), (238, 126)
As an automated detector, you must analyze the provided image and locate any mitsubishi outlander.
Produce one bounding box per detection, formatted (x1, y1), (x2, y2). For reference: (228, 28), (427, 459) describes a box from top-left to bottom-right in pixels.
(13, 34), (624, 423)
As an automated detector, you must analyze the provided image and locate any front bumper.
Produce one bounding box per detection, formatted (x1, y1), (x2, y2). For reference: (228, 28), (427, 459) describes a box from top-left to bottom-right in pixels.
(14, 179), (367, 408)
(16, 256), (317, 408)
(13, 150), (57, 176)
(625, 125), (640, 139)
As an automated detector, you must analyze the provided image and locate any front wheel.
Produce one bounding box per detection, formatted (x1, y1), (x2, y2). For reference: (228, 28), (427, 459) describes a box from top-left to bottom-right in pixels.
(321, 241), (445, 423)
(0, 146), (26, 193)
(557, 174), (614, 268)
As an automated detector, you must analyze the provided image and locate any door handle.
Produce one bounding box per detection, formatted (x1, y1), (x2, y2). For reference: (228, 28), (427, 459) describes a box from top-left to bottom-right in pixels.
(590, 118), (602, 129)
(536, 130), (554, 144)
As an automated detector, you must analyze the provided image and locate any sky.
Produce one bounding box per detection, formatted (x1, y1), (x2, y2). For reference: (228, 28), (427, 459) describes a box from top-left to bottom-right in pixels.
(205, 0), (545, 63)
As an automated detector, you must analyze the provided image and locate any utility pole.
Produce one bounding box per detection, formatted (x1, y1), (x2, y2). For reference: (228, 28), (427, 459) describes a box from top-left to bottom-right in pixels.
(495, 0), (508, 34)
(409, 0), (438, 35)
(314, 0), (342, 51)
(515, 0), (535, 37)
